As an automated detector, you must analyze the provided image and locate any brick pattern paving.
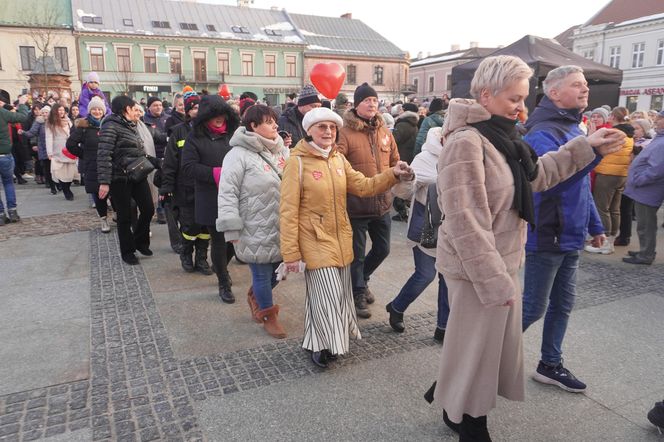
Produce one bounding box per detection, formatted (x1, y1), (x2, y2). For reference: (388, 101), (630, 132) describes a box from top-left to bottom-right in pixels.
(0, 210), (99, 242)
(0, 229), (662, 441)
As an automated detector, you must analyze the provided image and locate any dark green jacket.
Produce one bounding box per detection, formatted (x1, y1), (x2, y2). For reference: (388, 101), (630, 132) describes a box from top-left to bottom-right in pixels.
(0, 104), (29, 154)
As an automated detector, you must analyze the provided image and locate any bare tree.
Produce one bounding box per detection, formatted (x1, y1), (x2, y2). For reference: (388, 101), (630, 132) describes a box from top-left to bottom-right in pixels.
(114, 70), (135, 96)
(385, 67), (403, 103)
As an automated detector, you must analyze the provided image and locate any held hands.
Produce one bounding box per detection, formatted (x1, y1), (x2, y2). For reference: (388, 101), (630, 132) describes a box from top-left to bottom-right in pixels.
(285, 261), (302, 273)
(587, 128), (626, 156)
(591, 234), (606, 248)
(392, 161), (414, 181)
(98, 184), (110, 199)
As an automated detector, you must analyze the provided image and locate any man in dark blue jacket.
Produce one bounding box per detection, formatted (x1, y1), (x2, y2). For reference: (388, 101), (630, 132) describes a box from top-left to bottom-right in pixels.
(521, 66), (606, 394)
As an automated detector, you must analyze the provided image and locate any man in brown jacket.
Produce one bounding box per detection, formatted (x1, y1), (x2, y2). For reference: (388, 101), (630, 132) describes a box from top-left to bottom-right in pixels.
(337, 83), (400, 318)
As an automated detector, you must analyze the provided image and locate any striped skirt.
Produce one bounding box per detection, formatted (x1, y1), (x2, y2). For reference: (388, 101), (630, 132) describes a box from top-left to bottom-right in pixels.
(302, 265), (361, 355)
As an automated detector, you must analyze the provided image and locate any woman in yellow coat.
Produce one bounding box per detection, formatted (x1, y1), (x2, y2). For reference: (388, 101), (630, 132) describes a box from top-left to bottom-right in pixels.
(280, 107), (413, 368)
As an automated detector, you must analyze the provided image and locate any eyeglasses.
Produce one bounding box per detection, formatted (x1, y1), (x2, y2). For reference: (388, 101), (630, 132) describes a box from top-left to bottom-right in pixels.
(314, 124), (337, 132)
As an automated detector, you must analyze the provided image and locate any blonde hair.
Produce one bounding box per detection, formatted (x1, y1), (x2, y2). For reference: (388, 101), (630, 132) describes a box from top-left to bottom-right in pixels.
(470, 55), (533, 99)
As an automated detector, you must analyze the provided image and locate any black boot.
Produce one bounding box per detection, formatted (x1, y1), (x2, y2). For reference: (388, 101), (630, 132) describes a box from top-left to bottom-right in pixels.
(354, 292), (371, 318)
(194, 238), (213, 275)
(180, 240), (195, 273)
(385, 302), (405, 332)
(459, 414), (492, 442)
(218, 283), (235, 304)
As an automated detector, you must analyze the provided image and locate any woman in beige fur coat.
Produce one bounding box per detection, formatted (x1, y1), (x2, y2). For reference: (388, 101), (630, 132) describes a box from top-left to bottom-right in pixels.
(430, 55), (625, 441)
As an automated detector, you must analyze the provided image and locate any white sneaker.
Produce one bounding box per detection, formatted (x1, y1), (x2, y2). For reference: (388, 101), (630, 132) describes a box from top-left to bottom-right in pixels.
(100, 217), (111, 233)
(22, 173), (34, 179)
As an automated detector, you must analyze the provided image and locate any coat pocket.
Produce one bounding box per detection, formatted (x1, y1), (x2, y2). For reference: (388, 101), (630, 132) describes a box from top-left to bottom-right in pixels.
(309, 213), (332, 241)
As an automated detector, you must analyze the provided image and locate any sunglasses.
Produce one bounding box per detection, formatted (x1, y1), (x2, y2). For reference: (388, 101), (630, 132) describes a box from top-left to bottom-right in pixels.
(314, 124), (337, 132)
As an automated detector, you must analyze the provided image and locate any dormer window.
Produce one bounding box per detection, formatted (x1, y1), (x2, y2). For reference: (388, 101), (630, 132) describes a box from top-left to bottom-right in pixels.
(179, 23), (198, 31)
(231, 25), (249, 34)
(82, 16), (102, 24)
(151, 21), (171, 29)
(123, 19), (133, 26)
(206, 24), (216, 32)
(265, 29), (282, 36)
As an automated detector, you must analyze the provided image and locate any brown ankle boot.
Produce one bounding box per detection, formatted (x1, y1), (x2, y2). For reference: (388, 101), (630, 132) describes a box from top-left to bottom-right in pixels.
(254, 305), (287, 339)
(247, 287), (261, 323)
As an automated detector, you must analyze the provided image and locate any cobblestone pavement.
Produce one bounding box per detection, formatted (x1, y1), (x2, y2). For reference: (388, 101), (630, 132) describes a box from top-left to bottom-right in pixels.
(0, 210), (99, 242)
(0, 229), (662, 441)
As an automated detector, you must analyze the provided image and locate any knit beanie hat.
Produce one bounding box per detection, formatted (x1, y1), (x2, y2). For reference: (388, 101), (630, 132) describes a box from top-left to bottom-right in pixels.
(182, 86), (200, 113)
(591, 107), (609, 122)
(147, 96), (162, 108)
(0, 89), (10, 104)
(297, 84), (321, 107)
(428, 98), (444, 113)
(335, 93), (348, 107)
(239, 97), (255, 115)
(302, 107), (343, 132)
(240, 91), (258, 102)
(402, 103), (418, 113)
(88, 96), (106, 114)
(86, 72), (100, 83)
(353, 82), (378, 107)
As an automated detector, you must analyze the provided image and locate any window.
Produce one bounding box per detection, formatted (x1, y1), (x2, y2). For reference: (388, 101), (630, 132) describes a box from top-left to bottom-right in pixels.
(373, 65), (383, 85)
(116, 47), (131, 72)
(217, 52), (229, 77)
(428, 76), (434, 93)
(285, 55), (296, 77)
(54, 47), (69, 71)
(241, 53), (253, 76)
(169, 50), (181, 74)
(632, 42), (645, 68)
(19, 46), (36, 70)
(231, 26), (249, 34)
(151, 21), (170, 29)
(123, 18), (133, 26)
(625, 96), (638, 113)
(206, 24), (216, 32)
(179, 23), (198, 31)
(143, 48), (157, 73)
(265, 29), (282, 36)
(346, 64), (356, 84)
(609, 46), (621, 69)
(194, 51), (207, 82)
(89, 46), (104, 71)
(652, 95), (663, 112)
(264, 54), (276, 77)
(413, 78), (418, 93)
(582, 49), (594, 60)
(446, 74), (452, 91)
(657, 40), (664, 66)
(82, 16), (102, 24)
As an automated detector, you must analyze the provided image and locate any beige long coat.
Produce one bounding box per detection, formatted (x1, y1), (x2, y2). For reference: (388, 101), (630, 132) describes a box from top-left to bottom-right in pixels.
(434, 99), (596, 423)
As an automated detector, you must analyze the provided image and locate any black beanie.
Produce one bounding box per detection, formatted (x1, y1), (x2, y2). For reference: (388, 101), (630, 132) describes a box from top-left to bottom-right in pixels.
(353, 82), (377, 107)
(0, 89), (10, 104)
(428, 98), (444, 113)
(147, 96), (162, 108)
(402, 103), (418, 113)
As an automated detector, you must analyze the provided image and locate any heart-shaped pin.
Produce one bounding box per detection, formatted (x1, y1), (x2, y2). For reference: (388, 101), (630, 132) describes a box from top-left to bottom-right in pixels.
(310, 63), (346, 99)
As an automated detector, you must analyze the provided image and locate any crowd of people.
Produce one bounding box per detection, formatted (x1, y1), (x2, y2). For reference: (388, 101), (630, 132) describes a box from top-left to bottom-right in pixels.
(1, 59), (663, 440)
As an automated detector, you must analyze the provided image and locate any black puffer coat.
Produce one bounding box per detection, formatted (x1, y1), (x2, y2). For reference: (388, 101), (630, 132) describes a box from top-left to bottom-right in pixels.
(160, 121), (194, 208)
(97, 114), (147, 185)
(165, 111), (185, 137)
(66, 117), (102, 193)
(393, 111), (419, 164)
(277, 105), (306, 147)
(181, 95), (240, 226)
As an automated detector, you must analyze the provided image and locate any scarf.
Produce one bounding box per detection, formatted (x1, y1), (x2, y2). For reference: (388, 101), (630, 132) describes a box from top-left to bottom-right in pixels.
(471, 115), (539, 226)
(254, 132), (282, 154)
(87, 114), (101, 128)
(206, 120), (227, 135)
(351, 109), (377, 127)
(307, 141), (332, 159)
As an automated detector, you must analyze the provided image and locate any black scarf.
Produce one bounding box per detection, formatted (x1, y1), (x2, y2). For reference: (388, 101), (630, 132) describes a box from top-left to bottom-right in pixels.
(471, 115), (539, 226)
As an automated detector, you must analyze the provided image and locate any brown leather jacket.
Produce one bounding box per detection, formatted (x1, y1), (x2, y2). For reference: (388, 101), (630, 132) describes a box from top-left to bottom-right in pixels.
(337, 109), (400, 218)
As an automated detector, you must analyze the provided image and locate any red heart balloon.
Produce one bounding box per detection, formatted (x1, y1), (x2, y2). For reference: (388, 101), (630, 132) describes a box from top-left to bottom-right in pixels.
(310, 63), (346, 99)
(218, 84), (231, 100)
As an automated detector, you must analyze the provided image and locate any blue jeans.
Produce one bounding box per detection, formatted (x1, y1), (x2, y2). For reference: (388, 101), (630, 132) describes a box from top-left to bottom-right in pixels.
(0, 155), (17, 212)
(248, 262), (280, 310)
(350, 212), (391, 295)
(522, 250), (579, 366)
(392, 246), (450, 329)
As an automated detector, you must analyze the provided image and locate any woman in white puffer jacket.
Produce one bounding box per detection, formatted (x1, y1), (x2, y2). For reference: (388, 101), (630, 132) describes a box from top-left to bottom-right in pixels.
(216, 105), (289, 339)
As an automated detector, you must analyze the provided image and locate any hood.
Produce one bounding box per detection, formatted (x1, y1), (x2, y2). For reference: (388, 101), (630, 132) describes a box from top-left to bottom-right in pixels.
(525, 95), (582, 131)
(74, 118), (91, 128)
(193, 95), (240, 133)
(421, 126), (443, 157)
(396, 111), (419, 125)
(441, 98), (490, 138)
(230, 126), (285, 153)
(613, 123), (635, 138)
(342, 108), (385, 132)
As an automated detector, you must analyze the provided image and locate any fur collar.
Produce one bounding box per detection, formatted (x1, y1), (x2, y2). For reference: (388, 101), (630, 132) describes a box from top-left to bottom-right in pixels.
(442, 98), (491, 138)
(342, 109), (385, 132)
(396, 111), (419, 124)
(74, 118), (90, 128)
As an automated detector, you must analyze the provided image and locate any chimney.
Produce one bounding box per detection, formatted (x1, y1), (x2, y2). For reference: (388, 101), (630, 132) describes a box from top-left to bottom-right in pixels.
(417, 51), (423, 59)
(237, 0), (254, 7)
(341, 13), (352, 19)
(451, 44), (460, 51)
(270, 6), (279, 10)
(469, 41), (478, 48)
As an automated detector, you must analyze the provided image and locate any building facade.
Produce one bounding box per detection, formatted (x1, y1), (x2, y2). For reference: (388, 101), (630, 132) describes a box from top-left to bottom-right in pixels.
(0, 0), (79, 102)
(571, 2), (664, 112)
(408, 46), (496, 103)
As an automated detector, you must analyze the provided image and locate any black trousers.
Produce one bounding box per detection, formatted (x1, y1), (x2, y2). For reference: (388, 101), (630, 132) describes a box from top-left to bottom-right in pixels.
(41, 159), (55, 190)
(110, 179), (154, 256)
(207, 227), (231, 288)
(618, 194), (634, 240)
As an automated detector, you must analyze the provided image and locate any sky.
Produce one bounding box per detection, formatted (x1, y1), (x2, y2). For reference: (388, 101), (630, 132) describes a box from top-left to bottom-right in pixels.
(205, 0), (612, 57)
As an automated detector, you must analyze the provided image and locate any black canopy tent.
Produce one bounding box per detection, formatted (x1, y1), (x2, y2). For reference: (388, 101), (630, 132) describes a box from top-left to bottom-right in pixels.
(451, 35), (623, 111)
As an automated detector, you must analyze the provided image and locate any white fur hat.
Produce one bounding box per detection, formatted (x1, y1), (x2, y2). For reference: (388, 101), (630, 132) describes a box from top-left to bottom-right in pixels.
(301, 107), (343, 133)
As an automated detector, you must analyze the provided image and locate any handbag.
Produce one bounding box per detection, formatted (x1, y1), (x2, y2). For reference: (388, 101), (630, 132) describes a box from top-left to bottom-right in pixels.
(124, 156), (155, 182)
(419, 183), (443, 249)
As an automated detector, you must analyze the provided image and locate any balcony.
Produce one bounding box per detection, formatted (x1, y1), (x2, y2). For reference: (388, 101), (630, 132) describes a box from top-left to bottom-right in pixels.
(401, 84), (417, 95)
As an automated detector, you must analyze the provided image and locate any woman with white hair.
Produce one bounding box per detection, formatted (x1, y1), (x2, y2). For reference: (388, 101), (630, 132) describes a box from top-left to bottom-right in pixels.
(279, 107), (413, 368)
(426, 55), (625, 440)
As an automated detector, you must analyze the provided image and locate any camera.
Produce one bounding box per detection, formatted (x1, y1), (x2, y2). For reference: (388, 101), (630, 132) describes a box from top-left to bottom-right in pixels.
(278, 131), (291, 139)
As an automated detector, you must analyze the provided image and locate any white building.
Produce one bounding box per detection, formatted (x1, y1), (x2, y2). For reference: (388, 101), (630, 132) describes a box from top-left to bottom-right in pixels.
(571, 1), (664, 112)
